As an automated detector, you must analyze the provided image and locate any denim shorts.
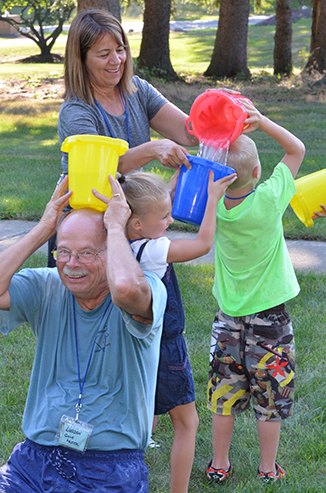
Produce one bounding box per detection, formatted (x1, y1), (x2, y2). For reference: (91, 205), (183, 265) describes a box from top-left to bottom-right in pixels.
(0, 439), (148, 492)
(207, 305), (295, 421)
(155, 334), (195, 415)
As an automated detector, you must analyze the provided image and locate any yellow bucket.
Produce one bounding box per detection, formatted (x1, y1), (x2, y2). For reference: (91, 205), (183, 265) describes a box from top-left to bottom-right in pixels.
(61, 135), (129, 212)
(290, 168), (326, 227)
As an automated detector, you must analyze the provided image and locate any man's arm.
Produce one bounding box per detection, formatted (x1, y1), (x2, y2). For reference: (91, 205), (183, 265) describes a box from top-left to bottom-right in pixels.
(0, 177), (72, 310)
(93, 177), (153, 322)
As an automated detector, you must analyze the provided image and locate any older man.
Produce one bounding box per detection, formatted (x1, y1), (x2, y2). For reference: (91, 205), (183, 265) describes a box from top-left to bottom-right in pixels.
(0, 176), (166, 492)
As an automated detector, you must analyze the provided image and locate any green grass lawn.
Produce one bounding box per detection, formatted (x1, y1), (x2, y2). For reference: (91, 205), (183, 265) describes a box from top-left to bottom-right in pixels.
(0, 20), (322, 239)
(0, 100), (62, 220)
(1, 255), (326, 492)
(1, 91), (325, 239)
(1, 19), (324, 239)
(0, 19), (312, 78)
(1, 11), (326, 493)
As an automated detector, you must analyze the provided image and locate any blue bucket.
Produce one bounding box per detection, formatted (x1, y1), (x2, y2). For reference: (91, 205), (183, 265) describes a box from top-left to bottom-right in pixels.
(172, 155), (235, 226)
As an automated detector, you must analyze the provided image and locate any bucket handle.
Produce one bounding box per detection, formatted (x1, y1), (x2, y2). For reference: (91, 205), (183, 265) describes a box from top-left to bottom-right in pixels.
(61, 137), (81, 152)
(185, 117), (195, 135)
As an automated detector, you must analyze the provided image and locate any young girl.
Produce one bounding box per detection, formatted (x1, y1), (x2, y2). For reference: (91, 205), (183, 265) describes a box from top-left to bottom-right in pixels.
(93, 168), (236, 493)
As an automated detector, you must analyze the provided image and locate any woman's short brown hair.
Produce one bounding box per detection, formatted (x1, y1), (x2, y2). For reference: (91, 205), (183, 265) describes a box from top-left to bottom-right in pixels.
(64, 9), (135, 104)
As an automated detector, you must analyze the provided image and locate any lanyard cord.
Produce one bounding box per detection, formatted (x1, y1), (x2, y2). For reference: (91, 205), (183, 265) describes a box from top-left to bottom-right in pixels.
(73, 295), (111, 419)
(225, 190), (255, 200)
(95, 84), (130, 147)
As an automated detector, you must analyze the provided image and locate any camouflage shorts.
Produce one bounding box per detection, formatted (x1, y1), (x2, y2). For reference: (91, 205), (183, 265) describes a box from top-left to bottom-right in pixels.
(207, 305), (295, 421)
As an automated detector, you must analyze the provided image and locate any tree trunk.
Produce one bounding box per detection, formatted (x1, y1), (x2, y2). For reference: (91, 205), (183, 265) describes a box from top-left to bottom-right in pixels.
(273, 0), (292, 76)
(77, 0), (121, 22)
(305, 0), (326, 73)
(137, 0), (177, 79)
(204, 0), (250, 78)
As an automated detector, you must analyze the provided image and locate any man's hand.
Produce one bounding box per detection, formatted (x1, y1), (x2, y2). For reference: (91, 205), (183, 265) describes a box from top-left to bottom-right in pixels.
(92, 175), (132, 231)
(40, 176), (72, 235)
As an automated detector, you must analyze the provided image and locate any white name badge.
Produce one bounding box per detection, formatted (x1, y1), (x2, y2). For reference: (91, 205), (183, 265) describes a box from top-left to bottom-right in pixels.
(56, 415), (93, 453)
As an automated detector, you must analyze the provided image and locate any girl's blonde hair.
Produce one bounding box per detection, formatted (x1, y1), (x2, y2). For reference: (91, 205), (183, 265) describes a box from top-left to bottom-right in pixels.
(120, 172), (169, 217)
(64, 9), (135, 104)
(226, 134), (261, 190)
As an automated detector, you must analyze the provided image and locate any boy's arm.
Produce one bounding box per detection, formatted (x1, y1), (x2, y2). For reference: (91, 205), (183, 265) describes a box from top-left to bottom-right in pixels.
(242, 101), (305, 178)
(167, 172), (237, 263)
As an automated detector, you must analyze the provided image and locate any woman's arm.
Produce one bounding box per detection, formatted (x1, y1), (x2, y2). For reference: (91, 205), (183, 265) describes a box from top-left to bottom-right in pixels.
(150, 102), (198, 147)
(118, 101), (200, 174)
(118, 139), (192, 174)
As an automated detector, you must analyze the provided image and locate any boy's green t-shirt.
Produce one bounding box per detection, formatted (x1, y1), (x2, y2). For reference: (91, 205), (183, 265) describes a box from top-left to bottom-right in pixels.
(213, 162), (300, 317)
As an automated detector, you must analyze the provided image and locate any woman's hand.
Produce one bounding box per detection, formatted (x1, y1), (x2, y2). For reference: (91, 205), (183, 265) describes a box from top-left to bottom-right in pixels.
(151, 139), (191, 170)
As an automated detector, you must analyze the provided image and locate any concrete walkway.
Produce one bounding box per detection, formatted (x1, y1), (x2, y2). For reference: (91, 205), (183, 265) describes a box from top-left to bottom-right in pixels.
(0, 220), (325, 273)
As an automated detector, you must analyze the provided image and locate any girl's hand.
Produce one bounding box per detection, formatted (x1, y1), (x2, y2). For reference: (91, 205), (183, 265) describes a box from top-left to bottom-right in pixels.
(207, 171), (237, 202)
(168, 168), (181, 202)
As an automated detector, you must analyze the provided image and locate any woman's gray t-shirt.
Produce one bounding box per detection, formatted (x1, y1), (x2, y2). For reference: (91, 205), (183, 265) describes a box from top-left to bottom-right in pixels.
(58, 76), (168, 174)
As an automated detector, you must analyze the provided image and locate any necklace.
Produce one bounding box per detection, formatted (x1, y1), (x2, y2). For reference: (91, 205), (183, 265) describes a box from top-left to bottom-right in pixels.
(73, 295), (111, 420)
(225, 190), (255, 200)
(95, 84), (130, 147)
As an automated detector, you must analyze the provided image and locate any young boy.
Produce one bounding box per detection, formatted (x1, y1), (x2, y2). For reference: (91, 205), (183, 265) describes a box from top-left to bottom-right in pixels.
(206, 101), (305, 484)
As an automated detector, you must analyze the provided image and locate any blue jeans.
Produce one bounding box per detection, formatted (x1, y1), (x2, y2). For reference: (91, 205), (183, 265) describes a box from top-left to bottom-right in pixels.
(0, 439), (148, 492)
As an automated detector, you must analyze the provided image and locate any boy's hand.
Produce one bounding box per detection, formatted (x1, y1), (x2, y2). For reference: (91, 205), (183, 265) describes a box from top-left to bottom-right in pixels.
(312, 204), (326, 219)
(207, 171), (237, 202)
(219, 87), (240, 95)
(240, 100), (264, 133)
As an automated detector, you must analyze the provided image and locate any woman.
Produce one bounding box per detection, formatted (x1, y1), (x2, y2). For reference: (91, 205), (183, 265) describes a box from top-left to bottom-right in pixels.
(48, 9), (198, 266)
(58, 9), (198, 176)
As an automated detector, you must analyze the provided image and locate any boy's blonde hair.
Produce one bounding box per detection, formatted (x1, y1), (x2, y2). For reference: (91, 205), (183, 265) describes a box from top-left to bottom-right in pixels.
(120, 172), (169, 217)
(226, 135), (260, 190)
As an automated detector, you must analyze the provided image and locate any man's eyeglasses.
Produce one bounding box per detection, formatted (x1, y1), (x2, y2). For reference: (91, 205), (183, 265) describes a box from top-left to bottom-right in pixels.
(52, 248), (107, 264)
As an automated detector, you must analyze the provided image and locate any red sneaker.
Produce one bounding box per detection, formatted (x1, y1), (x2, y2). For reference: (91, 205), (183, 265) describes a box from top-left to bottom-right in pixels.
(258, 462), (286, 483)
(206, 460), (233, 483)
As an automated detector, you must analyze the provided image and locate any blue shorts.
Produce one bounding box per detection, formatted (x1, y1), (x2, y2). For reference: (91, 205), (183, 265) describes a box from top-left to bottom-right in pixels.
(155, 334), (195, 415)
(0, 439), (148, 492)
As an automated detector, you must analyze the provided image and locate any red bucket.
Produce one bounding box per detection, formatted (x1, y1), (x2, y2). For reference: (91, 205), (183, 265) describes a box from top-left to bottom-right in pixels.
(186, 90), (251, 149)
